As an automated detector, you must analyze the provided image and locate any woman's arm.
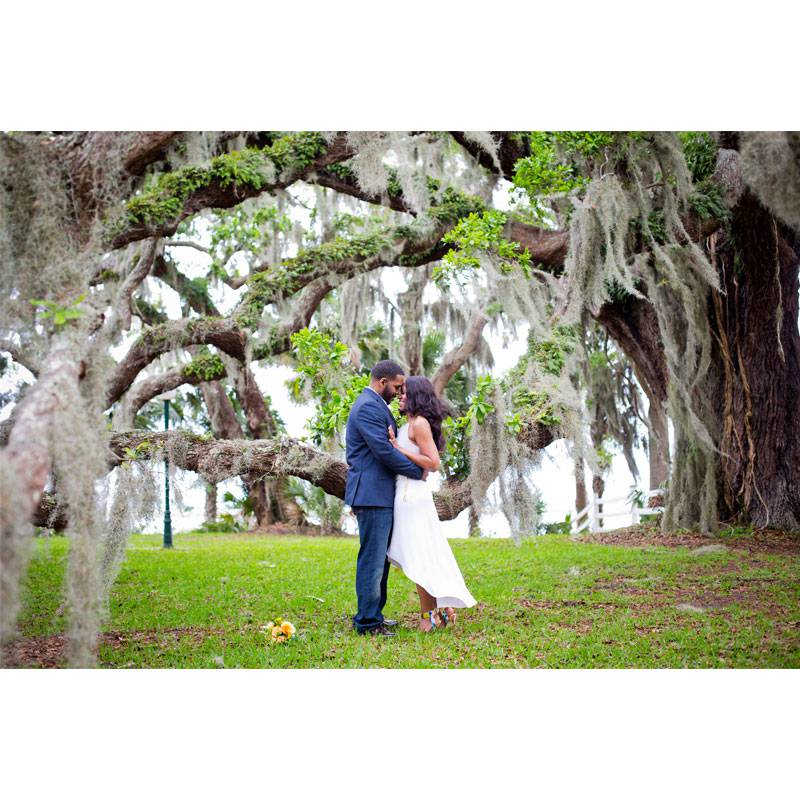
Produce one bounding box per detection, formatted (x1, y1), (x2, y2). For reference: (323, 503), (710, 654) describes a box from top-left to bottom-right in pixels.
(388, 417), (441, 471)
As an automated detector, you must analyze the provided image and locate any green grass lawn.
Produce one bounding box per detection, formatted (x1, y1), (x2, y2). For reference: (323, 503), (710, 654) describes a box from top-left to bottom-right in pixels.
(10, 530), (800, 668)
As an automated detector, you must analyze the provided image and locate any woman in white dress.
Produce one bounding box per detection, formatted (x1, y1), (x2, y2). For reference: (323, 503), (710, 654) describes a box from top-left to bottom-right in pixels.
(386, 376), (477, 632)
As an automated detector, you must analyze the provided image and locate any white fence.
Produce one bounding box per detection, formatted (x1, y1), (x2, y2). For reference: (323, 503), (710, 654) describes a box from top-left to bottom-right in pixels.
(571, 489), (664, 535)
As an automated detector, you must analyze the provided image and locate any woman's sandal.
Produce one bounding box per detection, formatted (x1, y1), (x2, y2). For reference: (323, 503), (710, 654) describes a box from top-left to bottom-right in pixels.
(419, 610), (442, 632)
(438, 607), (457, 627)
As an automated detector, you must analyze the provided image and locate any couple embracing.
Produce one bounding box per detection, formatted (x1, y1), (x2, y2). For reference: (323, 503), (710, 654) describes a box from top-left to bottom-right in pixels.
(345, 360), (476, 636)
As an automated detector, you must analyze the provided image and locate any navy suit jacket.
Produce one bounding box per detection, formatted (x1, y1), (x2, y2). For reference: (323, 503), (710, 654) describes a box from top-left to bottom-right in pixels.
(345, 388), (424, 508)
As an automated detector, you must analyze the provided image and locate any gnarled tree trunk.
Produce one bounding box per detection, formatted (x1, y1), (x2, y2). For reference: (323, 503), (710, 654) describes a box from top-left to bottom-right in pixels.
(647, 399), (670, 493)
(574, 455), (588, 514)
(204, 481), (217, 526)
(199, 380), (272, 528)
(710, 193), (800, 528)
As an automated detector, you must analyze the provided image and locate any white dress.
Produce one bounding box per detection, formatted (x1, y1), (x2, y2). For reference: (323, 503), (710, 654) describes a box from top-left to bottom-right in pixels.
(387, 423), (477, 609)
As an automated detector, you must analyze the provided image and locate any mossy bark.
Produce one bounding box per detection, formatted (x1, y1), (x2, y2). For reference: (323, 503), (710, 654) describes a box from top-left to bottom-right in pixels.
(574, 456), (588, 514)
(647, 399), (670, 492)
(204, 481), (217, 525)
(710, 192), (800, 528)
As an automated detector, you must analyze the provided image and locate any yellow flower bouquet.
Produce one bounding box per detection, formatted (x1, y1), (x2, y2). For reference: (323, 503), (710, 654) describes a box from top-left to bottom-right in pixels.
(261, 617), (296, 644)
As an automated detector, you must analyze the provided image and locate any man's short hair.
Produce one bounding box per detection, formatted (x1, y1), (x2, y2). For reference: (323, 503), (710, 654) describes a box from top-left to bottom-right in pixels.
(371, 360), (405, 381)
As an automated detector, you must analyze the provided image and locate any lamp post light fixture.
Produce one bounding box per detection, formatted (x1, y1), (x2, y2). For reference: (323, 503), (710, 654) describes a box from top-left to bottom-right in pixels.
(160, 389), (178, 549)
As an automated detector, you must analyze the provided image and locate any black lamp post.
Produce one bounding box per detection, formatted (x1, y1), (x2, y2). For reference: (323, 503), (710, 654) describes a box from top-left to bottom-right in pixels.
(160, 390), (177, 549)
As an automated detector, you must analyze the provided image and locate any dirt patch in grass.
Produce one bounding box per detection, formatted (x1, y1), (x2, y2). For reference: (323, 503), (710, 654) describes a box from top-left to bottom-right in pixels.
(520, 598), (629, 612)
(522, 564), (796, 622)
(669, 585), (763, 612)
(592, 577), (658, 595)
(559, 619), (595, 634)
(2, 634), (69, 668)
(1, 626), (226, 668)
(577, 524), (800, 556)
(590, 570), (795, 617)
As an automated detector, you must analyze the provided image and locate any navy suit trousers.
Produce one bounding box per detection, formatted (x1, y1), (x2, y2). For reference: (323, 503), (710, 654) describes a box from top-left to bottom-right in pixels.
(352, 507), (394, 632)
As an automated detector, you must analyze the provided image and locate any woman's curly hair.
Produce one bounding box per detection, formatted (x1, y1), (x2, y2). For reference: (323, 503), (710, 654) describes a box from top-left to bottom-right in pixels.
(403, 376), (451, 452)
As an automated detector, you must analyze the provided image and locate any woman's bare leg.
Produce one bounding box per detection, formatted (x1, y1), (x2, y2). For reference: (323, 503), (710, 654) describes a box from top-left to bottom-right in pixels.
(416, 584), (439, 630)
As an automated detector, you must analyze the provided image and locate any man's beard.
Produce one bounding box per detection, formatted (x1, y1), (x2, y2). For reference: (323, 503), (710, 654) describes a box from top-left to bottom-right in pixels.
(380, 385), (395, 403)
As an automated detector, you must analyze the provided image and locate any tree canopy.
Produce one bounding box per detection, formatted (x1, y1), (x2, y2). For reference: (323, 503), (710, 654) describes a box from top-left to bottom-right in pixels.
(2, 130), (799, 665)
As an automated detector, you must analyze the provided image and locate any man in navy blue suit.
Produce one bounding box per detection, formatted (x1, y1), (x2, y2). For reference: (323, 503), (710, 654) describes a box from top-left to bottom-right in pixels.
(345, 360), (425, 636)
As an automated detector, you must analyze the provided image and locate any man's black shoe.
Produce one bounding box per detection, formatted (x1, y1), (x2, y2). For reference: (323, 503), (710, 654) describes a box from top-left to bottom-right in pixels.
(382, 619), (399, 628)
(358, 624), (396, 637)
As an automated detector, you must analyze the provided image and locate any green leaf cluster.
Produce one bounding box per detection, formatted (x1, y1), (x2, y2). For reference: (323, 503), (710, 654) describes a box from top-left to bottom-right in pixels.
(510, 388), (562, 427)
(441, 414), (471, 479)
(121, 440), (151, 467)
(289, 328), (351, 398)
(208, 205), (293, 277)
(630, 210), (667, 245)
(435, 210), (532, 289)
(527, 326), (577, 377)
(688, 180), (728, 222)
(441, 353), (567, 477)
(426, 185), (485, 225)
(679, 131), (718, 183)
(511, 132), (622, 223)
(289, 328), (369, 446)
(595, 440), (614, 471)
(325, 162), (356, 182)
(183, 350), (226, 382)
(211, 148), (271, 190)
(121, 132), (327, 230)
(306, 375), (370, 445)
(441, 376), (520, 478)
(236, 231), (392, 328)
(511, 132), (611, 202)
(266, 131), (327, 175)
(29, 293), (87, 329)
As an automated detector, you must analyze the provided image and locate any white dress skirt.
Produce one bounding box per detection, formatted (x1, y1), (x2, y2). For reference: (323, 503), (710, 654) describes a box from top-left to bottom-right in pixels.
(387, 423), (477, 609)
